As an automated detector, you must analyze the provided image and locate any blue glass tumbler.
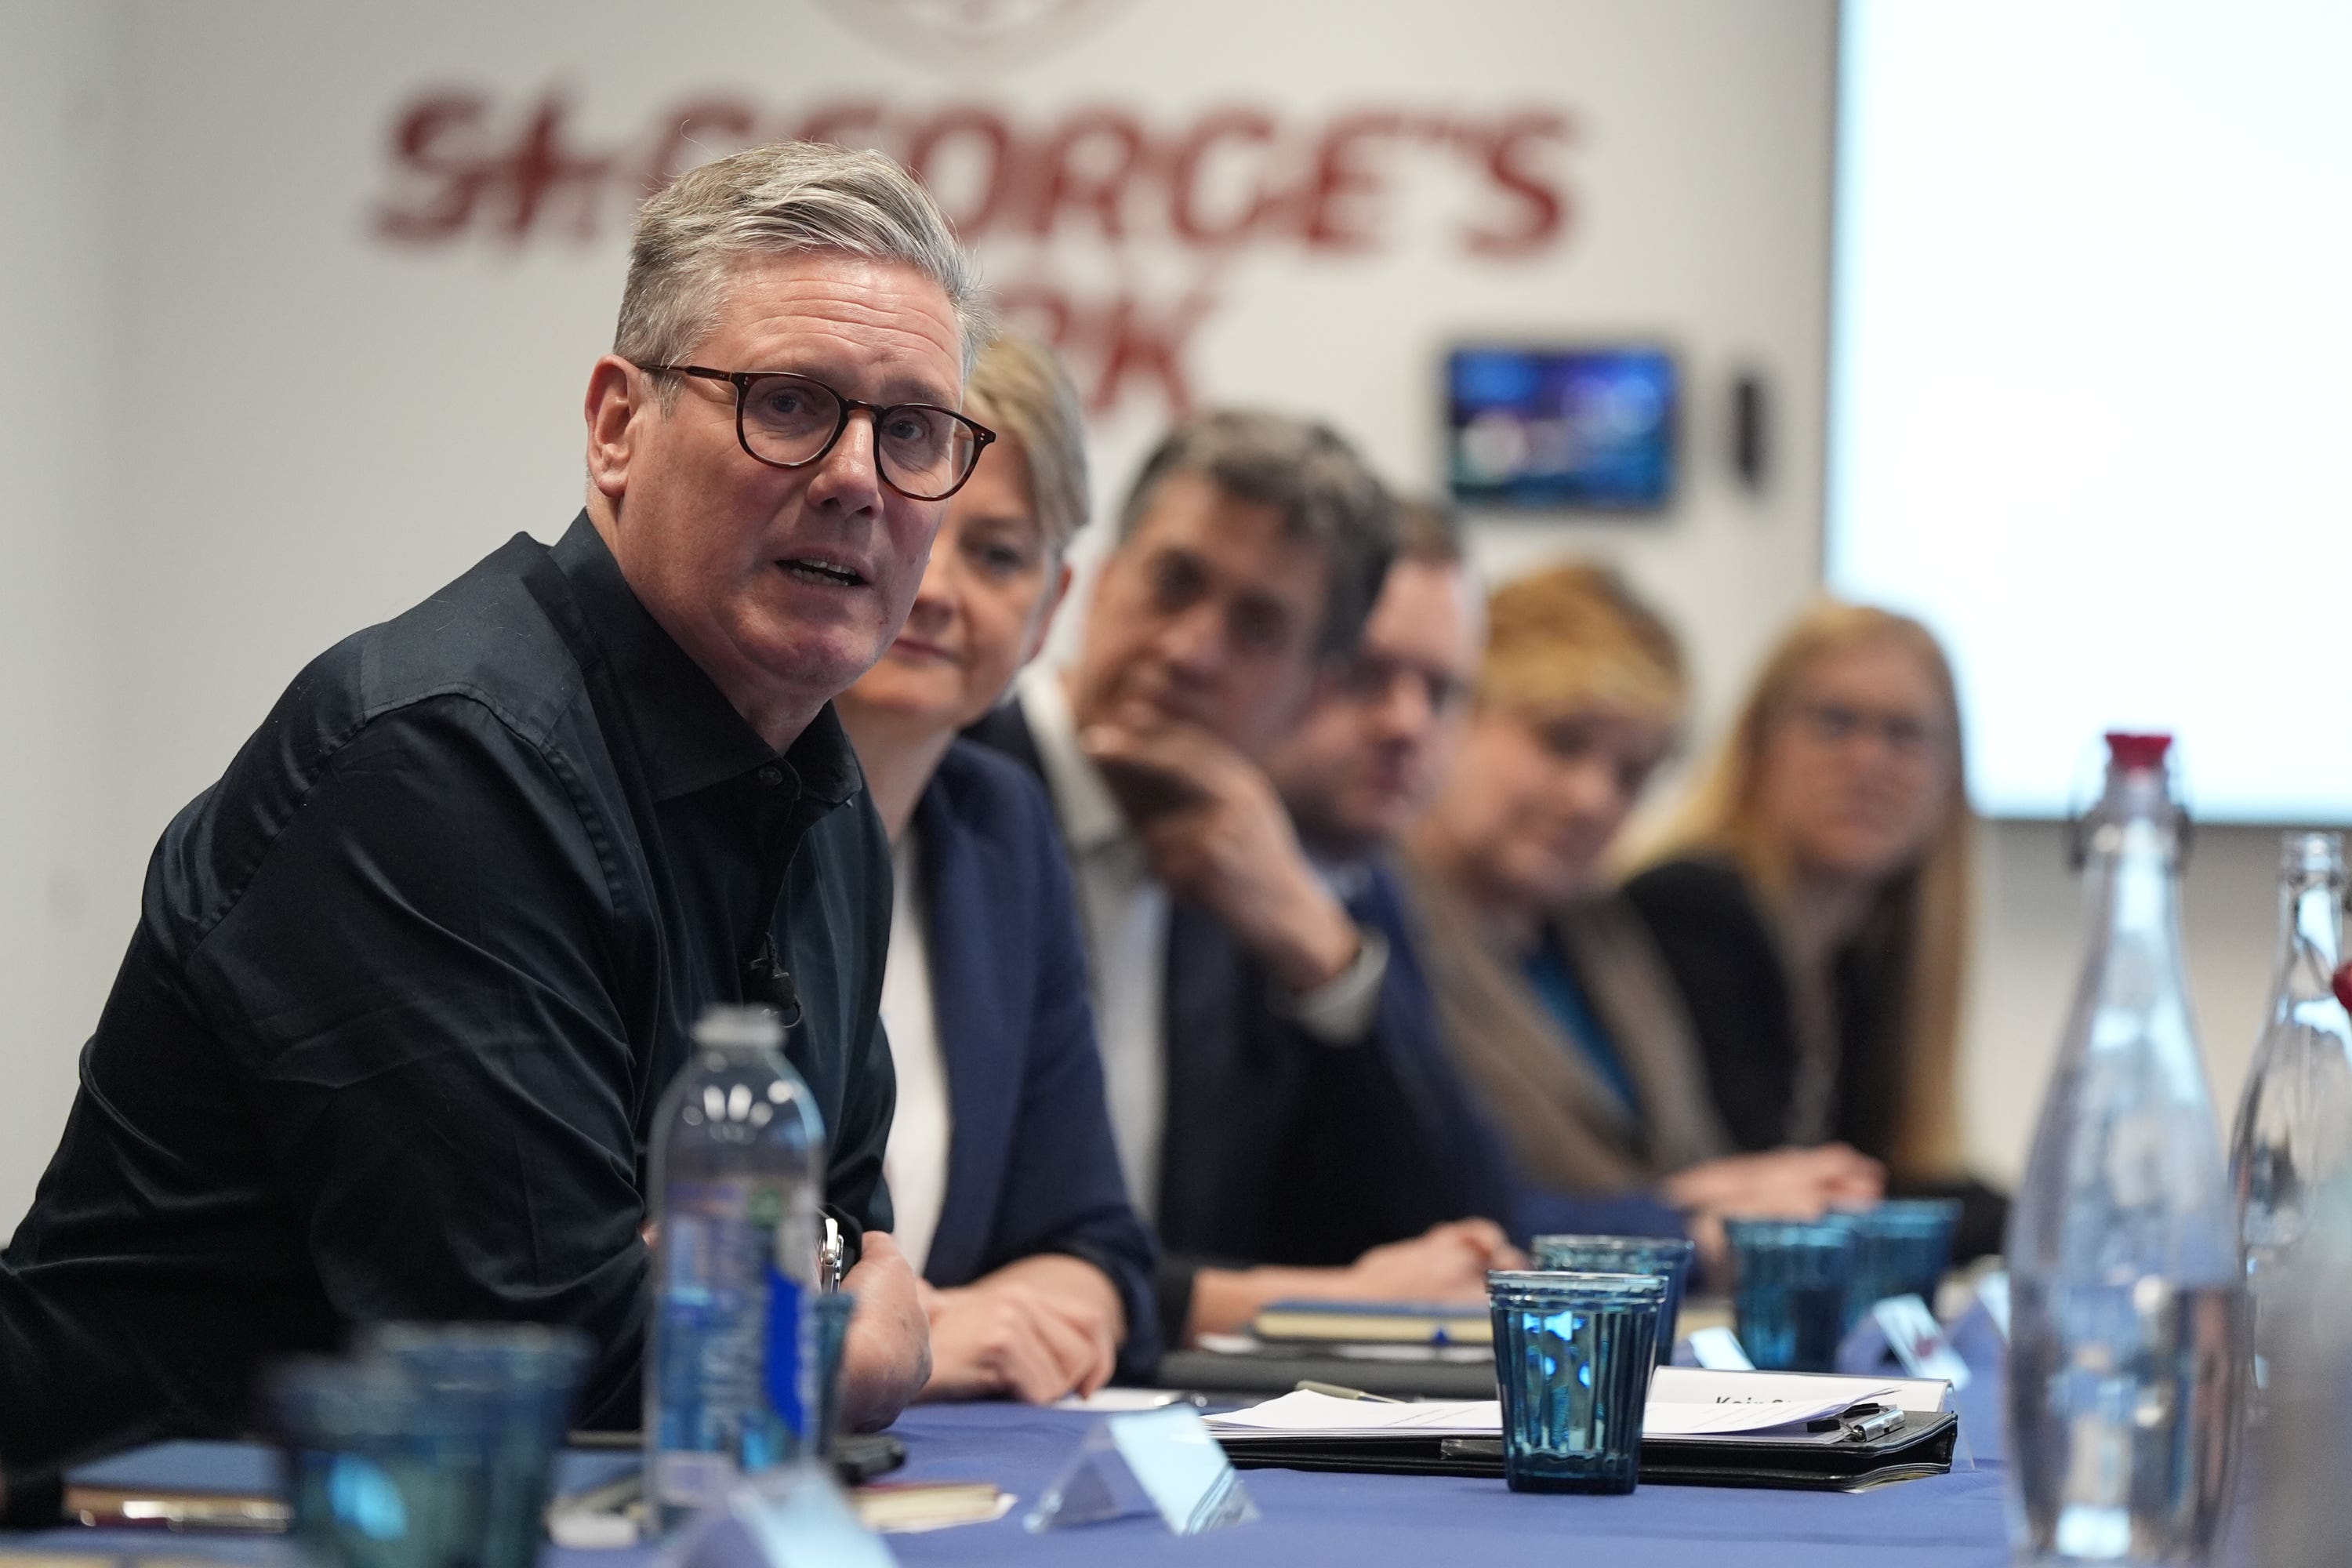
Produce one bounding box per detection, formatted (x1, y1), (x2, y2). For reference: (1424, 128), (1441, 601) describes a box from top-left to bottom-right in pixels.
(1835, 1200), (1963, 1331)
(1487, 1271), (1664, 1494)
(277, 1324), (590, 1568)
(1529, 1236), (1697, 1367)
(808, 1291), (858, 1458)
(1726, 1219), (1859, 1372)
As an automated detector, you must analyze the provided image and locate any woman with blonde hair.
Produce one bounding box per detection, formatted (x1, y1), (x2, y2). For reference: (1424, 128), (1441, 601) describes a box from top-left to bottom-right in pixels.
(1403, 565), (1883, 1240)
(1624, 600), (2003, 1255)
(838, 334), (1158, 1402)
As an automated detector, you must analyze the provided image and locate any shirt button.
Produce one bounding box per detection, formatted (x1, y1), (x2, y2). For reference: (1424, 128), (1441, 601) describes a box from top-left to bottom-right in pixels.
(757, 765), (784, 788)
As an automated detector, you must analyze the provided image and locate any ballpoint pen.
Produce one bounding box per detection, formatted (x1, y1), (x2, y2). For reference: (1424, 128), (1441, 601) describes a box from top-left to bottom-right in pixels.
(1294, 1380), (1404, 1403)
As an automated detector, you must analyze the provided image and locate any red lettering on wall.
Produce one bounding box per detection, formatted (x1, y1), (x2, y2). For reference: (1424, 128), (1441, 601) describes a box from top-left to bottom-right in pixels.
(1025, 110), (1149, 242)
(368, 89), (1583, 418)
(502, 97), (613, 243)
(375, 92), (615, 245)
(375, 92), (495, 243)
(1088, 287), (1215, 417)
(998, 282), (1213, 418)
(380, 91), (1579, 260)
(1166, 108), (1280, 249)
(1301, 112), (1403, 253)
(904, 108), (1020, 235)
(1464, 111), (1572, 257)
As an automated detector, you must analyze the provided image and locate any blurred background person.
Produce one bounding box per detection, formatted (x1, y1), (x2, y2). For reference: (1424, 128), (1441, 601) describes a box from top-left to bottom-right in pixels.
(969, 412), (1526, 1348)
(837, 336), (1156, 1403)
(1254, 510), (1731, 1255)
(1624, 600), (2004, 1258)
(1403, 565), (1884, 1252)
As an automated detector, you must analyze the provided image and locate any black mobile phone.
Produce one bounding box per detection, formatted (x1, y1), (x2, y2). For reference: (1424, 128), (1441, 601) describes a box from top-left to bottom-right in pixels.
(831, 1432), (907, 1485)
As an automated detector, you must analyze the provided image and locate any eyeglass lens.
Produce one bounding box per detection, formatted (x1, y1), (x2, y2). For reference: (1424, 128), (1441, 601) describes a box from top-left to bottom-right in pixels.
(1798, 700), (1938, 757)
(739, 375), (978, 499)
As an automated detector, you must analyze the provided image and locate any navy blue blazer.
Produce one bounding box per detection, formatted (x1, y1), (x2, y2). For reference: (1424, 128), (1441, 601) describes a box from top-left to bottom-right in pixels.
(906, 740), (1160, 1378)
(966, 704), (1680, 1335)
(1163, 862), (1686, 1266)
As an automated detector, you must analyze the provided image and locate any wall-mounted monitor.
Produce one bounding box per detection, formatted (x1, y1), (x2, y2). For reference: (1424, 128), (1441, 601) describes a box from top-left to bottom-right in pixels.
(1446, 345), (1677, 511)
(1827, 0), (2352, 822)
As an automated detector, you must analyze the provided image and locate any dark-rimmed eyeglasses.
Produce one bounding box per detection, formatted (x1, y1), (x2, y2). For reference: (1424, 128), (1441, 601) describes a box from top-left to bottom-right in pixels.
(636, 363), (996, 502)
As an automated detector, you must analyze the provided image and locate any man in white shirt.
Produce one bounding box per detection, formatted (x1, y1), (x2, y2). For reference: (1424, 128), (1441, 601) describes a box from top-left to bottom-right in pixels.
(968, 412), (1523, 1345)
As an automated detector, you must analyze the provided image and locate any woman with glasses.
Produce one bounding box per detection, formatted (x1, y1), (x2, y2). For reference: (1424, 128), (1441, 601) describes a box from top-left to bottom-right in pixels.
(1624, 601), (2005, 1258)
(834, 336), (1159, 1403)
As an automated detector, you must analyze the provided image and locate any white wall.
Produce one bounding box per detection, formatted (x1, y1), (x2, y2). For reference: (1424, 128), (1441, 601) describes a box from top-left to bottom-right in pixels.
(1968, 822), (2281, 1185)
(0, 0), (2291, 1232)
(0, 1), (129, 1240)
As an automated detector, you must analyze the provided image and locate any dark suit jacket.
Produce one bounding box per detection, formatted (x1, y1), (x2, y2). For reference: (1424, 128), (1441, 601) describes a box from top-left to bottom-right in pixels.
(1621, 855), (2008, 1260)
(967, 704), (1682, 1336)
(908, 739), (1160, 1378)
(1158, 864), (1520, 1265)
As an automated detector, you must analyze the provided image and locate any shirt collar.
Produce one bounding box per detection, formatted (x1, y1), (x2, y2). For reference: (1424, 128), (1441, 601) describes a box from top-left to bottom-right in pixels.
(1014, 663), (1131, 856)
(1316, 855), (1374, 903)
(550, 512), (864, 808)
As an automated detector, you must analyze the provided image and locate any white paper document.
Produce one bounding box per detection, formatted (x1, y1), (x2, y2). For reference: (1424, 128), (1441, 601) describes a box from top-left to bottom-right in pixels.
(1203, 1377), (1911, 1444)
(1649, 1366), (1954, 1415)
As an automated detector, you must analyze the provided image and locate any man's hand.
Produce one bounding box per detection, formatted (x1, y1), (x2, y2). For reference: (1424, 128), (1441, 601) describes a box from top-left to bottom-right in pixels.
(919, 1255), (1123, 1405)
(1661, 1144), (1886, 1221)
(1185, 1218), (1526, 1343)
(1082, 719), (1360, 993)
(1663, 1145), (1887, 1278)
(833, 1230), (931, 1433)
(1343, 1218), (1528, 1301)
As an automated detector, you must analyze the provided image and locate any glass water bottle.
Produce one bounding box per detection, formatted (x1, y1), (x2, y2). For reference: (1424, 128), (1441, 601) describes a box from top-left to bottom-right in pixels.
(2230, 831), (2352, 1414)
(2005, 732), (2245, 1566)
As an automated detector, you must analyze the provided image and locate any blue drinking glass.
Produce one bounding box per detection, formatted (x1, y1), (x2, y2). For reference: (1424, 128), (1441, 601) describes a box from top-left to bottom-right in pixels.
(1487, 1270), (1664, 1494)
(1726, 1219), (1859, 1373)
(1528, 1235), (1697, 1367)
(808, 1291), (858, 1458)
(276, 1324), (590, 1568)
(1834, 1200), (1964, 1331)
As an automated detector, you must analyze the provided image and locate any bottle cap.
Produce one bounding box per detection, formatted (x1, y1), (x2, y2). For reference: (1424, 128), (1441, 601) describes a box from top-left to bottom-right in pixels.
(692, 1004), (786, 1051)
(2103, 731), (2173, 772)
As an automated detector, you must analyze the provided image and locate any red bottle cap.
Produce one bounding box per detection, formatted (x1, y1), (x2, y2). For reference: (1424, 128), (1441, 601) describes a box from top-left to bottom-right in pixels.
(2104, 731), (2173, 772)
(2334, 962), (2352, 1014)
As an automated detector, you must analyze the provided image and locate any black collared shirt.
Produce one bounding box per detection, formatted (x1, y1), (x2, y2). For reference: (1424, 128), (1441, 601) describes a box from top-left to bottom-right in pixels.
(0, 514), (896, 1475)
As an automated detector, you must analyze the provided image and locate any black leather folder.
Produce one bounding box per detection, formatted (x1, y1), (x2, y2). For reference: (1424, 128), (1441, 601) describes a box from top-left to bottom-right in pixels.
(1218, 1409), (1960, 1492)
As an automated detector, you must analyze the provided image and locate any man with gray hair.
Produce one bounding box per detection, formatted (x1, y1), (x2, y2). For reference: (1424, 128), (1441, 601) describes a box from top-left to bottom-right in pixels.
(0, 142), (975, 1496)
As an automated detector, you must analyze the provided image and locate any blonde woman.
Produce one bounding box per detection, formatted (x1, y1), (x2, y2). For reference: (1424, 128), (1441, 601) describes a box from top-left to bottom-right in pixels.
(1403, 566), (1882, 1240)
(1624, 601), (2002, 1256)
(838, 336), (1156, 1402)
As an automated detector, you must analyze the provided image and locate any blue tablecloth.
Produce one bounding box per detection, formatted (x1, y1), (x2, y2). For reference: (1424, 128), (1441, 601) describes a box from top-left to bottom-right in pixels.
(26, 1406), (2016, 1567)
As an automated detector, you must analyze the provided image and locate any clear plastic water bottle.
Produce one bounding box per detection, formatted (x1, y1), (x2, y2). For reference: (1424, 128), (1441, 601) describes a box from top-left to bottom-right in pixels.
(2005, 732), (2245, 1566)
(646, 1005), (826, 1527)
(2230, 831), (2352, 1414)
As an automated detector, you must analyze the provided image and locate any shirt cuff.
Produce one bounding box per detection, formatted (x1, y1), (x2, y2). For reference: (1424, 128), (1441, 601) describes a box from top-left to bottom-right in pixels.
(1269, 924), (1388, 1045)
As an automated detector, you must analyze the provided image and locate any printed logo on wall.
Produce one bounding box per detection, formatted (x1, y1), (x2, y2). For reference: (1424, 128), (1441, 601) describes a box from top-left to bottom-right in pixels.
(811, 0), (1141, 69)
(367, 17), (1581, 423)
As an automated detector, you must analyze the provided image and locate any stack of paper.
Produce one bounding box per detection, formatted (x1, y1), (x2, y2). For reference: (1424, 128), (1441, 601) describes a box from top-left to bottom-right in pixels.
(1206, 1370), (1929, 1446)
